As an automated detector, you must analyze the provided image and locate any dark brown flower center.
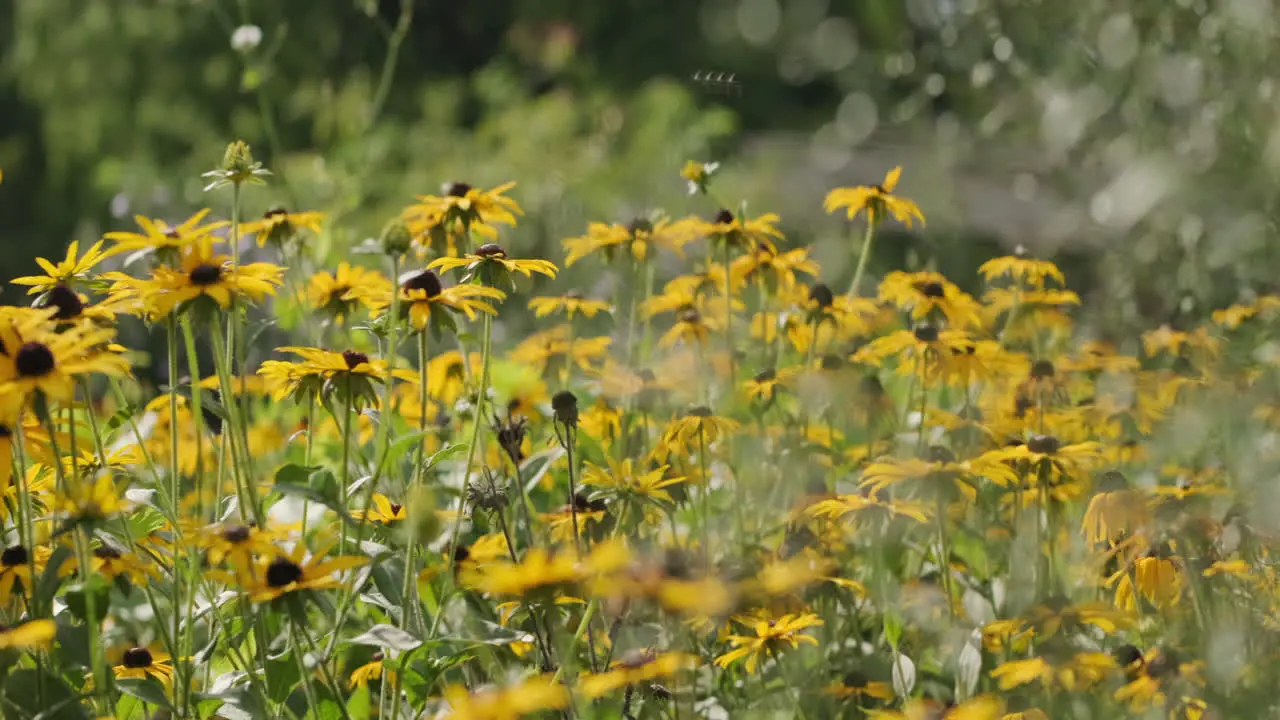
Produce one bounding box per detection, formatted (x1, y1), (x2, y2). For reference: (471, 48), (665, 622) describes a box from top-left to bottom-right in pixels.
(474, 243), (505, 258)
(122, 647), (154, 668)
(1, 545), (28, 567)
(913, 325), (939, 343)
(820, 354), (845, 371)
(1027, 434), (1061, 455)
(1031, 360), (1055, 379)
(15, 342), (55, 378)
(686, 406), (712, 418)
(220, 524), (251, 544)
(753, 368), (776, 383)
(264, 207), (288, 219)
(401, 270), (443, 299)
(915, 281), (945, 299)
(0, 425), (13, 439)
(189, 263), (223, 286)
(678, 307), (701, 324)
(44, 284), (84, 320)
(808, 283), (834, 309)
(93, 545), (122, 560)
(927, 445), (956, 463)
(447, 182), (473, 198)
(389, 503), (403, 515)
(266, 557), (304, 588)
(342, 350), (370, 370)
(714, 209), (735, 224)
(628, 218), (653, 235)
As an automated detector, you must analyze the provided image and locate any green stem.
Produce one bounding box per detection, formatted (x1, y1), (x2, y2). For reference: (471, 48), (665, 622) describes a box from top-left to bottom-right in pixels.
(550, 597), (599, 683)
(846, 221), (877, 299)
(445, 313), (494, 574)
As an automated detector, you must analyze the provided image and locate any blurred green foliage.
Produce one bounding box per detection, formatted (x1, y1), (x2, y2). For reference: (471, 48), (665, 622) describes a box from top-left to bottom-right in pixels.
(4, 0), (1280, 335)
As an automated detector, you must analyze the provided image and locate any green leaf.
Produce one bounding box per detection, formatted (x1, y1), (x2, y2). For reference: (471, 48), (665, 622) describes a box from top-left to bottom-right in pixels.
(521, 446), (566, 494)
(4, 668), (89, 720)
(117, 677), (172, 709)
(386, 430), (431, 463)
(347, 623), (422, 651)
(424, 443), (468, 473)
(194, 688), (264, 720)
(346, 683), (370, 720)
(65, 574), (112, 624)
(275, 463), (322, 487)
(35, 544), (73, 608)
(265, 649), (302, 704)
(369, 555), (406, 613)
(123, 507), (166, 539)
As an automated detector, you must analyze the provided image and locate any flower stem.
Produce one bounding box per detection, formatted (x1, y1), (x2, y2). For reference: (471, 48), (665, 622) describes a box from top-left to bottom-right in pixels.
(846, 221), (877, 299)
(445, 312), (494, 573)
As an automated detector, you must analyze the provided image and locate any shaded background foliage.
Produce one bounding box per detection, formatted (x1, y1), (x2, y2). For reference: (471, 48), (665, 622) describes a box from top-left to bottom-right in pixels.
(2, 0), (1278, 340)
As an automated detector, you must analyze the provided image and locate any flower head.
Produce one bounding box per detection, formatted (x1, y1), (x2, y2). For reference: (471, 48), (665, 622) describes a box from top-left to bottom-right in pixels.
(824, 167), (925, 227)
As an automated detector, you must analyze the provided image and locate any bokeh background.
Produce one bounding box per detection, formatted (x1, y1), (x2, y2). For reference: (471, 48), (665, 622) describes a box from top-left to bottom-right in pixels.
(3, 0), (1279, 339)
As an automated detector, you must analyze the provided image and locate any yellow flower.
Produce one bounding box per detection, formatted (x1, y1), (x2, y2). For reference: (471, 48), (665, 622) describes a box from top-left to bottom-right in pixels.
(0, 619), (55, 650)
(990, 651), (1115, 691)
(439, 675), (569, 720)
(579, 650), (697, 698)
(824, 167), (925, 227)
(103, 209), (228, 253)
(307, 262), (388, 319)
(978, 254), (1066, 289)
(428, 243), (557, 290)
(680, 160), (719, 194)
(258, 346), (413, 406)
(879, 271), (983, 329)
(658, 406), (739, 458)
(215, 539), (369, 603)
(528, 293), (612, 319)
(138, 238), (283, 318)
(11, 240), (116, 294)
(0, 314), (129, 404)
(351, 493), (407, 524)
(729, 245), (819, 292)
(0, 543), (50, 607)
(713, 611), (823, 673)
(463, 540), (629, 598)
(563, 216), (702, 265)
(870, 696), (1004, 720)
(348, 655), (395, 689)
(112, 647), (175, 686)
(859, 450), (1017, 500)
(807, 494), (931, 524)
(404, 181), (522, 243)
(357, 269), (507, 331)
(53, 474), (129, 522)
(191, 522), (281, 573)
(583, 458), (685, 504)
(1141, 325), (1220, 360)
(238, 207), (324, 247)
(699, 210), (785, 252)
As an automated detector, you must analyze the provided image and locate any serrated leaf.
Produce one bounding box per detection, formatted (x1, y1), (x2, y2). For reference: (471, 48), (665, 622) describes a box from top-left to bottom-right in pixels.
(347, 624), (422, 651)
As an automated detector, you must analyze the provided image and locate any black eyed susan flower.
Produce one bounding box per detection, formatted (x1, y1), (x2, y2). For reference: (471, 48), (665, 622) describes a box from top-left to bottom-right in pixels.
(713, 611), (823, 673)
(307, 262), (388, 320)
(858, 448), (1017, 501)
(990, 435), (1102, 482)
(879, 271), (983, 330)
(258, 346), (413, 407)
(220, 539), (369, 603)
(0, 543), (49, 606)
(978, 252), (1066, 289)
(874, 696), (1005, 720)
(11, 240), (115, 294)
(103, 209), (228, 255)
(238, 206), (324, 248)
(35, 283), (128, 326)
(562, 215), (702, 266)
(990, 647), (1116, 691)
(428, 243), (557, 292)
(348, 652), (396, 689)
(742, 366), (800, 405)
(823, 166), (925, 227)
(658, 406), (739, 457)
(579, 649), (697, 699)
(1081, 471), (1150, 544)
(1113, 647), (1204, 716)
(699, 209), (785, 252)
(658, 306), (718, 349)
(351, 493), (407, 524)
(729, 243), (819, 293)
(112, 646), (175, 686)
(852, 325), (966, 382)
(823, 669), (895, 704)
(0, 619), (55, 650)
(404, 181), (523, 242)
(191, 522), (280, 572)
(439, 676), (569, 720)
(462, 540), (629, 598)
(509, 325), (613, 378)
(0, 315), (129, 404)
(83, 542), (158, 584)
(582, 458), (685, 507)
(527, 291), (612, 320)
(138, 238), (282, 318)
(807, 493), (931, 525)
(359, 268), (506, 333)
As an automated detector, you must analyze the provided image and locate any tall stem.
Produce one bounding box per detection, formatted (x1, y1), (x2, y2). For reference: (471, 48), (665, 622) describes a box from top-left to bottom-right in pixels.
(846, 221), (878, 299)
(445, 313), (494, 573)
(721, 241), (736, 388)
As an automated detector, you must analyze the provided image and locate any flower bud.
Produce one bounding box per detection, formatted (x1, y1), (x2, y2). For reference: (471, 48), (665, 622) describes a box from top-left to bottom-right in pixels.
(380, 218), (413, 256)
